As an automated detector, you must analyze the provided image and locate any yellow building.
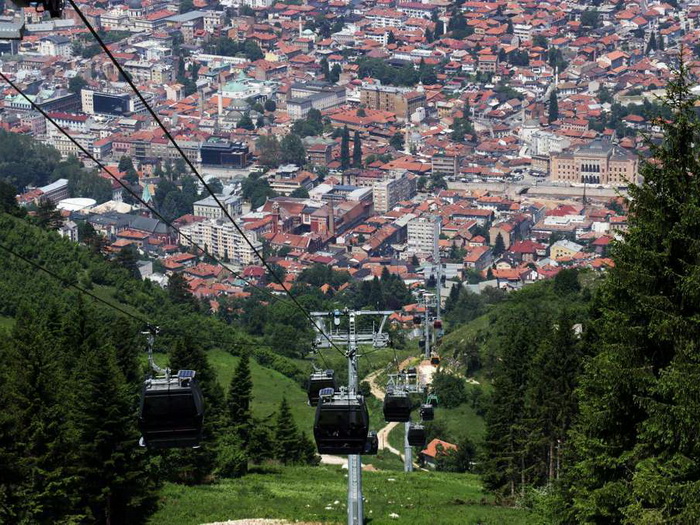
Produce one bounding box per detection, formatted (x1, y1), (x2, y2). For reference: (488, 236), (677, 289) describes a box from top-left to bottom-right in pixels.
(550, 239), (583, 259)
(550, 138), (638, 187)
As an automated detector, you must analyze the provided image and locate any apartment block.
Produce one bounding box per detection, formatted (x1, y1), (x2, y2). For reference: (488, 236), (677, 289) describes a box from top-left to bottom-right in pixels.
(407, 215), (440, 255)
(360, 84), (426, 121)
(179, 218), (262, 265)
(373, 174), (415, 213)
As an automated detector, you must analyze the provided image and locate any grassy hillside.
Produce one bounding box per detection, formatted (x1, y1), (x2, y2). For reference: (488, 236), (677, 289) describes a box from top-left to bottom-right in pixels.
(208, 348), (316, 431)
(149, 466), (529, 524)
(387, 401), (486, 453)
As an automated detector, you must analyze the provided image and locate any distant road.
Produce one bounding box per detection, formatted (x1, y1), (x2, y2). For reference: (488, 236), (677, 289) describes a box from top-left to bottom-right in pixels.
(446, 180), (627, 200)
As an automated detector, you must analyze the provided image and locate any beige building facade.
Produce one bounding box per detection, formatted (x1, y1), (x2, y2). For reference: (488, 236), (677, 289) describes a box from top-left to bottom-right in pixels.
(360, 85), (426, 121)
(550, 139), (638, 187)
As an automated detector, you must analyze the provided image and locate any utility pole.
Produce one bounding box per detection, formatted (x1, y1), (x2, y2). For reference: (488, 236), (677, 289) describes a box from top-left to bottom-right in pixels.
(312, 309), (393, 525)
(433, 215), (442, 322)
(404, 420), (413, 472)
(422, 293), (435, 360)
(346, 311), (362, 525)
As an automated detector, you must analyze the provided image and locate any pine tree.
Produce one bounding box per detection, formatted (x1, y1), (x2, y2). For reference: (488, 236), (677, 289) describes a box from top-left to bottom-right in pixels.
(524, 311), (582, 484)
(646, 31), (657, 54)
(320, 57), (330, 82)
(493, 232), (506, 256)
(2, 305), (78, 523)
(548, 90), (559, 124)
(110, 316), (142, 384)
(444, 283), (461, 313)
(227, 353), (253, 446)
(34, 198), (63, 230)
(274, 398), (301, 464)
(167, 271), (199, 310)
(434, 20), (444, 38)
(562, 63), (700, 523)
(352, 130), (362, 168)
(482, 301), (548, 498)
(71, 341), (158, 523)
(340, 125), (350, 171)
(248, 418), (275, 464)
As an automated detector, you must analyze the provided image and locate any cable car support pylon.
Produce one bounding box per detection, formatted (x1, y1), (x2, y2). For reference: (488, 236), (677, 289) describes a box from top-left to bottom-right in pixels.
(311, 309), (393, 525)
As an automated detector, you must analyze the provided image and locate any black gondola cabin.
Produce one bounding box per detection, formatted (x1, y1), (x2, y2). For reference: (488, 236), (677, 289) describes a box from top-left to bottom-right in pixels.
(307, 369), (337, 406)
(139, 370), (204, 449)
(407, 423), (426, 447)
(363, 431), (379, 455)
(314, 389), (369, 455)
(419, 403), (435, 421)
(383, 388), (412, 422)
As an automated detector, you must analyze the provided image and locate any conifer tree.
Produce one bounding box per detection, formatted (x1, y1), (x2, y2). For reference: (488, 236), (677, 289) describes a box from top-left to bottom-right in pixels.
(524, 310), (582, 483)
(352, 130), (362, 168)
(548, 90), (559, 124)
(482, 301), (548, 498)
(560, 62), (700, 523)
(320, 57), (331, 82)
(274, 397), (301, 464)
(71, 342), (158, 523)
(493, 232), (506, 256)
(646, 31), (657, 54)
(340, 125), (350, 171)
(35, 198), (63, 230)
(227, 353), (253, 446)
(2, 306), (78, 523)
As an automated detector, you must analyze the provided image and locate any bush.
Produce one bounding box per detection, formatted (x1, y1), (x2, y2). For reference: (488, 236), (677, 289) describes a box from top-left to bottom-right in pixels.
(431, 371), (468, 408)
(435, 436), (476, 472)
(215, 436), (248, 478)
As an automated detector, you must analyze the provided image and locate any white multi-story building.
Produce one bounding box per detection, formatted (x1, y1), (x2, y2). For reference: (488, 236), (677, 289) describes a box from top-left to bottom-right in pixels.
(373, 174), (415, 213)
(193, 195), (242, 220)
(529, 130), (570, 157)
(407, 215), (440, 256)
(38, 35), (72, 57)
(179, 218), (261, 265)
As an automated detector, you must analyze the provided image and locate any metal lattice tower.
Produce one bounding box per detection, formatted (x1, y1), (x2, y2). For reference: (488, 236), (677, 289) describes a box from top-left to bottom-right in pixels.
(312, 309), (393, 525)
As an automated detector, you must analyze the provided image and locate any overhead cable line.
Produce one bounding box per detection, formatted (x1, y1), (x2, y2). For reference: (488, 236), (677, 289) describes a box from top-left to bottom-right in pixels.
(68, 0), (347, 358)
(0, 240), (150, 324)
(0, 71), (289, 308)
(0, 237), (299, 354)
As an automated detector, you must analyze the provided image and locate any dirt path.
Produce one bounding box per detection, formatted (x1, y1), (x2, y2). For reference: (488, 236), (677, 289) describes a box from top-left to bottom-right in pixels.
(364, 368), (387, 400)
(377, 421), (401, 456)
(417, 359), (437, 387)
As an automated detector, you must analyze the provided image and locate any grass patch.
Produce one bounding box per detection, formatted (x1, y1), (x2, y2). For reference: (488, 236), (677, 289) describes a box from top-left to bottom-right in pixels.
(90, 284), (143, 318)
(0, 316), (14, 331)
(149, 465), (529, 524)
(438, 402), (487, 444)
(208, 348), (315, 431)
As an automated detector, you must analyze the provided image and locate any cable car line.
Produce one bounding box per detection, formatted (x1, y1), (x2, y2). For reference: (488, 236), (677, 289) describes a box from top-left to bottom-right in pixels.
(0, 240), (150, 325)
(67, 0), (347, 359)
(0, 71), (288, 308)
(0, 225), (288, 355)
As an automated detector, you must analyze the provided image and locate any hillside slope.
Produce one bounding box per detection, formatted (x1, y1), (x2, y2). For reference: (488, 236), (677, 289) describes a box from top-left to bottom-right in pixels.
(150, 466), (529, 525)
